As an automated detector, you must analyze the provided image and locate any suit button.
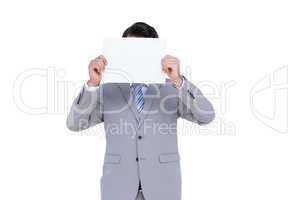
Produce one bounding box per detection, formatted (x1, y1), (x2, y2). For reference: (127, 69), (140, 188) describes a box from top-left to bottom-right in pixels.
(138, 136), (142, 140)
(136, 157), (139, 162)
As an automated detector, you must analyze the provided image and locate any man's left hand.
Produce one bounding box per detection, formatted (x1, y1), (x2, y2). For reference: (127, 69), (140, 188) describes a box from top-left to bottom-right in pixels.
(161, 55), (183, 88)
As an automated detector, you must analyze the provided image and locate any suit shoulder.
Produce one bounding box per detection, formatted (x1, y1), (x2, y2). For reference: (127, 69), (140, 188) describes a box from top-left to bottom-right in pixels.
(160, 82), (178, 95)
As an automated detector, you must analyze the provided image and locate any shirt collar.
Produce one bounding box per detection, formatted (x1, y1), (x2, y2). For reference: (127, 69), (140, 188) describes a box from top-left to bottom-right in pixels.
(130, 83), (149, 88)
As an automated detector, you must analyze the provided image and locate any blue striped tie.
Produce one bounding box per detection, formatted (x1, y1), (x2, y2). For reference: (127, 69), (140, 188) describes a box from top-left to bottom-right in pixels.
(132, 84), (145, 113)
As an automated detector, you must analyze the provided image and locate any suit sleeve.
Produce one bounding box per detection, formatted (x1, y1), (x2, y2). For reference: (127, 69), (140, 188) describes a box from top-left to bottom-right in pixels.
(66, 85), (104, 131)
(177, 77), (215, 125)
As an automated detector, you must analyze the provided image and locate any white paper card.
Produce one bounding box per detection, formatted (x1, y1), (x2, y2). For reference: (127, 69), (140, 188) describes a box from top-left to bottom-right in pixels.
(102, 38), (166, 83)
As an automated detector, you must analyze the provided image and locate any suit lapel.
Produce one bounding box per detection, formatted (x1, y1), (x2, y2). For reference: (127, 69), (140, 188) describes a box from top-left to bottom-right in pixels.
(138, 84), (162, 128)
(117, 83), (162, 128)
(116, 83), (140, 123)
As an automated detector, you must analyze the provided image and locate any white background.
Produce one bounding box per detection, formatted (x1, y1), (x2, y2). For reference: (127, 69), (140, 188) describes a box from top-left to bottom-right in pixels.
(0, 0), (299, 200)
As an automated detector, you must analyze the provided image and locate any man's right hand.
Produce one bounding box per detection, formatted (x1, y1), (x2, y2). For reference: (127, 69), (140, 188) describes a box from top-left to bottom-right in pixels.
(87, 55), (107, 86)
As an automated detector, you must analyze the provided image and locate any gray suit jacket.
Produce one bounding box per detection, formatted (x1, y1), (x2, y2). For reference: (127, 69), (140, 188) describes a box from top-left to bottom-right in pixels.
(66, 78), (215, 200)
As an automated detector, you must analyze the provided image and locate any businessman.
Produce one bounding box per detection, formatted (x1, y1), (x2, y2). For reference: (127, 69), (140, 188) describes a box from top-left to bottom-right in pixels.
(66, 22), (215, 200)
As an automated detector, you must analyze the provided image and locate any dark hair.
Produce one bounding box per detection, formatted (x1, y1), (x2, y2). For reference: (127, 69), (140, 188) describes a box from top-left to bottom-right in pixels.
(122, 22), (159, 38)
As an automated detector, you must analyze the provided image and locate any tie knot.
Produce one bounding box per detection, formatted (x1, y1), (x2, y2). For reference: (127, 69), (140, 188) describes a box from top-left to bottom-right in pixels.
(131, 83), (146, 91)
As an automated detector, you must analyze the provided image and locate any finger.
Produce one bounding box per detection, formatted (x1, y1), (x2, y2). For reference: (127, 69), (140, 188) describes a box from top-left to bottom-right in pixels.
(165, 61), (178, 65)
(163, 65), (172, 74)
(95, 56), (103, 63)
(161, 62), (168, 72)
(164, 62), (177, 68)
(162, 59), (169, 68)
(164, 61), (178, 66)
(92, 61), (101, 73)
(165, 55), (178, 61)
(165, 54), (178, 59)
(101, 60), (106, 71)
(100, 55), (108, 65)
(164, 54), (173, 58)
(96, 55), (104, 59)
(162, 67), (168, 74)
(165, 57), (178, 62)
(98, 59), (107, 72)
(166, 60), (180, 66)
(96, 55), (107, 66)
(95, 55), (107, 66)
(162, 55), (173, 61)
(94, 59), (105, 68)
(161, 58), (166, 66)
(100, 63), (105, 72)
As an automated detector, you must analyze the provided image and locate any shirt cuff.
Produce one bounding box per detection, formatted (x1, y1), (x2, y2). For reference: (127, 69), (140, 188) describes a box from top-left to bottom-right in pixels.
(177, 76), (185, 90)
(84, 82), (99, 92)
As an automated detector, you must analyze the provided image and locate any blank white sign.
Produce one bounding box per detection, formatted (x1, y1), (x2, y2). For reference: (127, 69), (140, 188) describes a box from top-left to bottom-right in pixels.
(102, 38), (166, 83)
